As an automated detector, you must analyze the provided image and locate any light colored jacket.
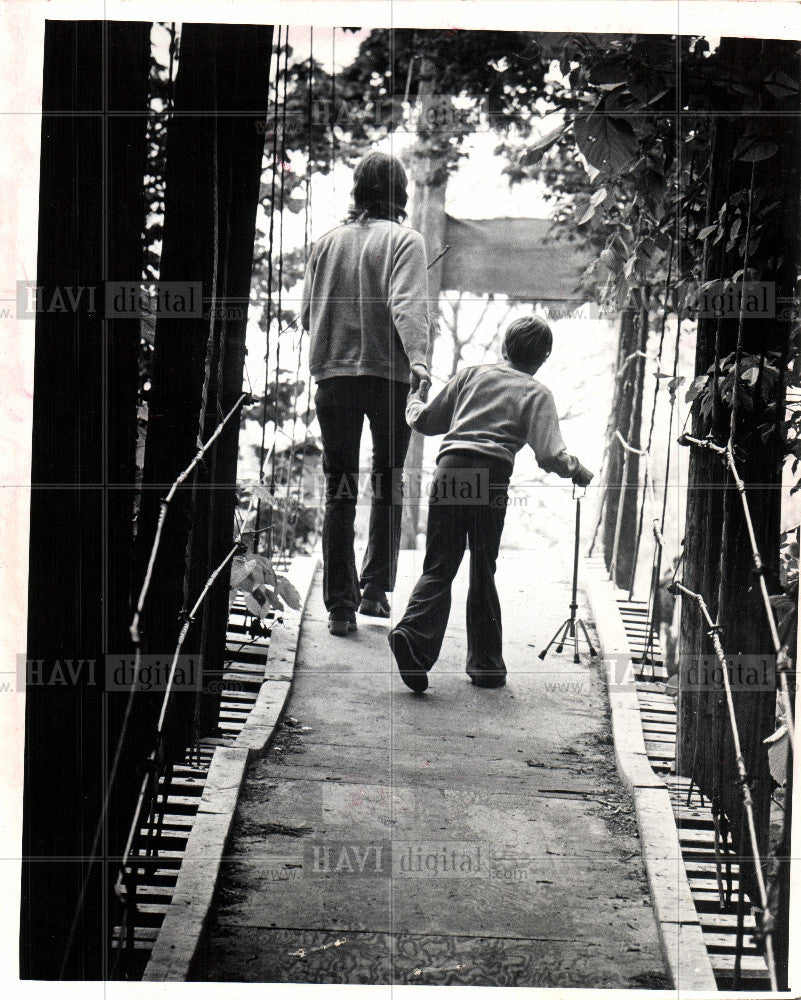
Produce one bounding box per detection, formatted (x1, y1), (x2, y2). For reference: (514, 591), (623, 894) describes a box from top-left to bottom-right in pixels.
(300, 218), (430, 383)
(406, 361), (581, 477)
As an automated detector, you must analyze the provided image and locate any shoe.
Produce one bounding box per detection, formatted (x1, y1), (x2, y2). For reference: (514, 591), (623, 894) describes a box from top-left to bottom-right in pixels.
(388, 629), (428, 693)
(358, 586), (390, 618)
(469, 674), (506, 689)
(328, 613), (357, 637)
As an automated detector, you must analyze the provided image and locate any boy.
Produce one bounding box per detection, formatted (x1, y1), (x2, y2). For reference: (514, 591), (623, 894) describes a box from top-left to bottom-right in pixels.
(388, 315), (593, 693)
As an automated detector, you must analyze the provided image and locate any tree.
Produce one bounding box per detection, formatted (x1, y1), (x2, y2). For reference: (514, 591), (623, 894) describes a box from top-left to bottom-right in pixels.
(601, 299), (649, 589)
(137, 23), (275, 745)
(21, 20), (152, 980)
(439, 292), (508, 378)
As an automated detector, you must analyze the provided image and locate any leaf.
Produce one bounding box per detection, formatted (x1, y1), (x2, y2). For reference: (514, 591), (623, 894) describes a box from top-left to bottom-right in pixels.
(598, 232), (631, 276)
(765, 69), (799, 98)
(573, 112), (640, 177)
(243, 591), (266, 619)
(637, 235), (659, 265)
(229, 555), (250, 590)
(685, 375), (709, 405)
(588, 54), (631, 87)
(667, 375), (685, 404)
(642, 167), (666, 213)
(741, 366), (759, 387)
(519, 121), (565, 166)
(577, 186), (608, 225)
(262, 587), (284, 612)
(736, 385), (754, 412)
(244, 554), (277, 587)
(653, 229), (673, 253)
(628, 69), (670, 107)
(276, 575), (302, 611)
(698, 224), (718, 241)
(598, 247), (618, 272)
(739, 140), (779, 163)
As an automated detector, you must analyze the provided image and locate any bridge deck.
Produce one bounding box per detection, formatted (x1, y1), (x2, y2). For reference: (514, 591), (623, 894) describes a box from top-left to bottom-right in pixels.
(190, 547), (668, 987)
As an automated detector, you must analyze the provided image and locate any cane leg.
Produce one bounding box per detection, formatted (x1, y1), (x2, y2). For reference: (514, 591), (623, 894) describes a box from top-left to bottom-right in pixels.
(539, 618), (569, 660)
(578, 618), (597, 657)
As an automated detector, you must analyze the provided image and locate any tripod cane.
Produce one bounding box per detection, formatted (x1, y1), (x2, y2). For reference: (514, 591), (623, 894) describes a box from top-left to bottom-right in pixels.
(539, 484), (597, 664)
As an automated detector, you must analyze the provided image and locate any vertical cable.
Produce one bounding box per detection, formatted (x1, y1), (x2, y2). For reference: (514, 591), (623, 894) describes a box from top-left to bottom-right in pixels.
(255, 25), (282, 546)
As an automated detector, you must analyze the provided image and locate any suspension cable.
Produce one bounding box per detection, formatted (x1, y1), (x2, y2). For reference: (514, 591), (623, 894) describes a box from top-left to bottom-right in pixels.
(295, 27), (315, 509)
(130, 392), (248, 646)
(255, 24), (283, 544)
(286, 27), (315, 528)
(157, 490), (257, 733)
(270, 32), (290, 556)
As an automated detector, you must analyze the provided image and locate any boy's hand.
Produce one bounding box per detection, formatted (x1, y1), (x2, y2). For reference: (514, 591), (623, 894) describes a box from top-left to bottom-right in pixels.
(572, 463), (594, 488)
(415, 377), (431, 402)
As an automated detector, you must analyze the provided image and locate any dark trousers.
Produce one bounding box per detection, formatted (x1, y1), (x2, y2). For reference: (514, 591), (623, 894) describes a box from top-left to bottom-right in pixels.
(315, 375), (412, 616)
(396, 450), (510, 682)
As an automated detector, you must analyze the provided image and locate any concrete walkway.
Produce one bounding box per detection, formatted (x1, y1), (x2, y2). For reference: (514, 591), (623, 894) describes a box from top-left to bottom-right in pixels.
(190, 546), (668, 987)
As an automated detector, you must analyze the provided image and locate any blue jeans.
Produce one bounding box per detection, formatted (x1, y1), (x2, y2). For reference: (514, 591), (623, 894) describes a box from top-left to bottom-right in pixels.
(315, 375), (412, 616)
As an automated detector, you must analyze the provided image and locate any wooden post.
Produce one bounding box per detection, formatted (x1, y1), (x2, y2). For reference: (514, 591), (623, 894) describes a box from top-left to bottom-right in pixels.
(602, 300), (648, 591)
(400, 51), (448, 549)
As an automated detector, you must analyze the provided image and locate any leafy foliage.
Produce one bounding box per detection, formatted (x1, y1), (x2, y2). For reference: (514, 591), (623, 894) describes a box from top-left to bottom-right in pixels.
(508, 33), (800, 459)
(227, 483), (312, 627)
(228, 552), (301, 621)
(336, 29), (550, 179)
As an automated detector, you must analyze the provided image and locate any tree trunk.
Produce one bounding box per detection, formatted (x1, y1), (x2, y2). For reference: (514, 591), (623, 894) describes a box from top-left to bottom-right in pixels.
(21, 20), (150, 980)
(187, 25), (275, 735)
(678, 38), (799, 930)
(400, 52), (448, 549)
(136, 24), (273, 753)
(601, 299), (648, 590)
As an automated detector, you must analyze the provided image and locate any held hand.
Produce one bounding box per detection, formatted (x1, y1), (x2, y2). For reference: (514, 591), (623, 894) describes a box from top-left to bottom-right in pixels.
(572, 464), (594, 488)
(409, 364), (430, 400)
(409, 363), (429, 392)
(417, 377), (431, 402)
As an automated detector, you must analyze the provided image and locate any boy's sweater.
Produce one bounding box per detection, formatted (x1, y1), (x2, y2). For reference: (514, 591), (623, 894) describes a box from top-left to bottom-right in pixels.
(406, 361), (581, 478)
(300, 218), (430, 384)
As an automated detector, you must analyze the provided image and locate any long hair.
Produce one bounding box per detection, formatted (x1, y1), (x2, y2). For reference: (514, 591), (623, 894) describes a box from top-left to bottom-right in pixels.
(346, 151), (408, 223)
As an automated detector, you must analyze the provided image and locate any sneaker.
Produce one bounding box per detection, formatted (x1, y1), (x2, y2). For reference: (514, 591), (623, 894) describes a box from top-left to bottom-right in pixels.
(328, 613), (357, 637)
(388, 628), (428, 693)
(358, 586), (390, 618)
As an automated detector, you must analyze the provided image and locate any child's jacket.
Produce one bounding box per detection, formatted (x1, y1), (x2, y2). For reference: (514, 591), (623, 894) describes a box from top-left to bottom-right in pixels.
(406, 361), (581, 478)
